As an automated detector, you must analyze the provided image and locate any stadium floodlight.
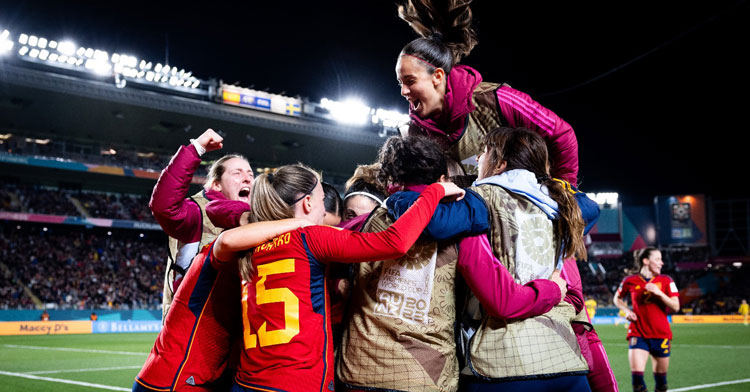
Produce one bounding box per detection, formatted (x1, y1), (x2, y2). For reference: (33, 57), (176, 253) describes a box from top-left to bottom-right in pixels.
(162, 65), (170, 74)
(114, 63), (124, 73)
(590, 192), (619, 206)
(75, 58), (83, 66)
(0, 35), (12, 54)
(84, 48), (94, 58)
(39, 49), (49, 60)
(28, 35), (38, 47)
(57, 41), (76, 56)
(38, 37), (47, 48)
(111, 53), (120, 64)
(154, 63), (162, 73)
(48, 40), (57, 49)
(191, 80), (200, 88)
(29, 48), (40, 58)
(145, 71), (155, 81)
(57, 54), (67, 63)
(18, 33), (28, 45)
(321, 97), (371, 125)
(93, 49), (108, 61)
(18, 46), (28, 56)
(375, 108), (410, 128)
(48, 53), (58, 62)
(137, 70), (145, 78)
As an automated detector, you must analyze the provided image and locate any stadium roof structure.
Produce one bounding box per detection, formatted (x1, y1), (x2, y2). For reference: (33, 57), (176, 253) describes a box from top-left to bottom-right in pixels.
(0, 60), (385, 186)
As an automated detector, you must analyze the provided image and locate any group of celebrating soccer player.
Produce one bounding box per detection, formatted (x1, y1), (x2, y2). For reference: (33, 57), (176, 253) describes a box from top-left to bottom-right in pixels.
(131, 1), (680, 391)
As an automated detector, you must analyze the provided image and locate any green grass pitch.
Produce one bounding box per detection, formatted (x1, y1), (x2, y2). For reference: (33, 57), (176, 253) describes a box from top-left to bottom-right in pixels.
(0, 324), (749, 391)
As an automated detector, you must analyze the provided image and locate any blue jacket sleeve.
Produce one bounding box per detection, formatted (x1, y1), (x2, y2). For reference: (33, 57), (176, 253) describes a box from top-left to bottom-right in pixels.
(387, 189), (489, 240)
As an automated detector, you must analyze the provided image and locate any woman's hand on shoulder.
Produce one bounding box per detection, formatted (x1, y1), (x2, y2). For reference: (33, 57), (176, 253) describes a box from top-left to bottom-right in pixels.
(436, 180), (465, 201)
(549, 269), (568, 302)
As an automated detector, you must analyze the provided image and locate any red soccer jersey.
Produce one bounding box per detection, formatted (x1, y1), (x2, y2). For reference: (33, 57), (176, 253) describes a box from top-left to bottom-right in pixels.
(216, 183), (445, 392)
(617, 274), (679, 340)
(135, 244), (242, 392)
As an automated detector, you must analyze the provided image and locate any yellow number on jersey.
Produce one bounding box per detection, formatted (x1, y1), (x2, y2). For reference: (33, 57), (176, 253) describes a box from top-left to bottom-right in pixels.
(241, 258), (300, 349)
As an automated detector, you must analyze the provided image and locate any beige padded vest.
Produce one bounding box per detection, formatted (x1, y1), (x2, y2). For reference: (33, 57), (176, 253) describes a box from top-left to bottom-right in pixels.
(162, 190), (223, 322)
(466, 184), (589, 380)
(338, 208), (461, 392)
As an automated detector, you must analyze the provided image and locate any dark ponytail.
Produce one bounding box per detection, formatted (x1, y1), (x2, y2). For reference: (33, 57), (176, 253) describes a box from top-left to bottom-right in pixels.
(398, 0), (478, 73)
(482, 127), (587, 261)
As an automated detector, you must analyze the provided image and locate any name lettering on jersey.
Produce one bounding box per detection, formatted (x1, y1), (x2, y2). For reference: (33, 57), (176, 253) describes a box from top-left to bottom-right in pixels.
(254, 232), (292, 254)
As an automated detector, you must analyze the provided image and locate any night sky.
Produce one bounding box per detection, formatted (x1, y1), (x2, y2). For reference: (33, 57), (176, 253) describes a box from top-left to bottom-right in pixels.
(2, 0), (748, 203)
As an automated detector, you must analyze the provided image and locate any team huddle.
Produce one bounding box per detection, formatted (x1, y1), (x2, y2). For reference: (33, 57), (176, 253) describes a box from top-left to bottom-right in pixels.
(132, 1), (679, 392)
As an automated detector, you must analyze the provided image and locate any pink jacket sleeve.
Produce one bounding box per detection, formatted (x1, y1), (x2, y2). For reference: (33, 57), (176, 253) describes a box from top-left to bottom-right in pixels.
(457, 235), (561, 319)
(562, 259), (619, 392)
(205, 197), (252, 229)
(561, 257), (585, 313)
(496, 85), (579, 184)
(149, 144), (203, 243)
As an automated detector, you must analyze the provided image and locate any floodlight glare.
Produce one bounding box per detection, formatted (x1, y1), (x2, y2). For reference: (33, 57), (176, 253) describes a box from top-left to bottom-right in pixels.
(18, 46), (28, 56)
(1, 30), (8, 39)
(39, 49), (49, 60)
(28, 35), (38, 47)
(0, 39), (12, 54)
(114, 63), (124, 73)
(111, 53), (120, 63)
(162, 65), (170, 74)
(145, 71), (155, 81)
(48, 40), (57, 49)
(154, 63), (162, 73)
(29, 48), (40, 58)
(322, 98), (371, 125)
(54, 40), (74, 55)
(72, 57), (81, 65)
(93, 50), (108, 61)
(38, 37), (47, 48)
(84, 48), (94, 58)
(18, 34), (28, 45)
(57, 55), (67, 63)
(48, 53), (58, 62)
(75, 47), (85, 57)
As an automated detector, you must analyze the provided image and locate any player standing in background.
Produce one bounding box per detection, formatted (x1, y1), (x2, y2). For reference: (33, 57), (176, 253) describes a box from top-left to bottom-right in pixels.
(739, 299), (749, 326)
(586, 297), (598, 321)
(614, 248), (680, 392)
(150, 128), (252, 321)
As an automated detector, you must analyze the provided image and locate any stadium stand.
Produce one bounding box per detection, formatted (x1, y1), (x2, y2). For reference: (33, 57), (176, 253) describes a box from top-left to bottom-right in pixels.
(0, 223), (164, 310)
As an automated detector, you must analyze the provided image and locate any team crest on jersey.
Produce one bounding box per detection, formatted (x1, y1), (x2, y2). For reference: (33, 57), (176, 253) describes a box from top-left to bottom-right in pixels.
(186, 376), (195, 386)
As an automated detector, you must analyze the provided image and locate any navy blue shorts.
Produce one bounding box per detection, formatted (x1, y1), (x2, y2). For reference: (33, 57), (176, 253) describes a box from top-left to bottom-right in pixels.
(462, 374), (591, 392)
(629, 336), (671, 357)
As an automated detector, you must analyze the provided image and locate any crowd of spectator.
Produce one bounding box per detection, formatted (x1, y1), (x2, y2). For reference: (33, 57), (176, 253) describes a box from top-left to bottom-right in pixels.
(0, 225), (164, 310)
(3, 135), (208, 175)
(1, 185), (155, 223)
